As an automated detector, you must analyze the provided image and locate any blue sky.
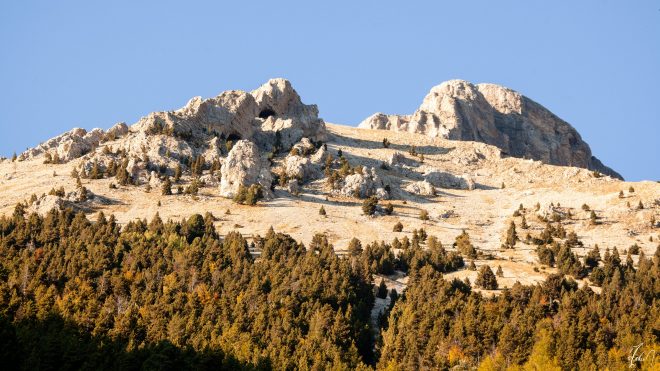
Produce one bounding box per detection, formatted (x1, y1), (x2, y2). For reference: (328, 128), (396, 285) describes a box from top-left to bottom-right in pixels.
(1, 1), (658, 180)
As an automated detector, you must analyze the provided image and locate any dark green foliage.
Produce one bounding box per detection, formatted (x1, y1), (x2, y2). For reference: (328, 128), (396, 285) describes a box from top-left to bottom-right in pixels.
(505, 221), (518, 248)
(0, 210), (375, 369)
(234, 184), (263, 205)
(161, 177), (172, 195)
(376, 279), (388, 299)
(455, 230), (477, 259)
(382, 255), (660, 369)
(475, 265), (498, 289)
(362, 196), (378, 216)
(174, 163), (182, 181)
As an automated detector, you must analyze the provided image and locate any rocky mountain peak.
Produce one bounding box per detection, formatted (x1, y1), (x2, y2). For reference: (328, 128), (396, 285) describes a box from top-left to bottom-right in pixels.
(359, 80), (621, 179)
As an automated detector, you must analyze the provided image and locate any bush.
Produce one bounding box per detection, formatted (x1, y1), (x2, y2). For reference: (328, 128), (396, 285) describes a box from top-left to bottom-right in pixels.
(319, 206), (326, 216)
(393, 222), (403, 232)
(234, 184), (263, 205)
(419, 209), (429, 221)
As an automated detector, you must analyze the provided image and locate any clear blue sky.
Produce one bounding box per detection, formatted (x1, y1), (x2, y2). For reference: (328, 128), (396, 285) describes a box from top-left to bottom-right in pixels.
(1, 1), (658, 180)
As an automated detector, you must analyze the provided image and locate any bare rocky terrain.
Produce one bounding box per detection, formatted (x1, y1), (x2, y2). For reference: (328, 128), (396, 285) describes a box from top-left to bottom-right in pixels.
(1, 79), (658, 290)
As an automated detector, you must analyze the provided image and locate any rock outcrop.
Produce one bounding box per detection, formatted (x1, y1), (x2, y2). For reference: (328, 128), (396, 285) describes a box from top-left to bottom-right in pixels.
(359, 80), (621, 179)
(405, 180), (436, 196)
(423, 169), (475, 190)
(219, 140), (273, 199)
(335, 167), (389, 199)
(252, 79), (326, 150)
(22, 79), (326, 170)
(21, 128), (103, 162)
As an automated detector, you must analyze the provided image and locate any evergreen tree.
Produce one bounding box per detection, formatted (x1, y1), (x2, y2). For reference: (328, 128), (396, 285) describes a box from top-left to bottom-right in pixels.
(161, 177), (172, 195)
(362, 196), (378, 216)
(475, 265), (498, 290)
(376, 279), (388, 299)
(505, 221), (518, 248)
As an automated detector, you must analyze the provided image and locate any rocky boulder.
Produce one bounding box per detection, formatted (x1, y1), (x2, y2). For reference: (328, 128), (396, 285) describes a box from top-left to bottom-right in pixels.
(423, 169), (475, 190)
(283, 155), (321, 183)
(219, 140), (273, 199)
(358, 80), (621, 179)
(336, 167), (389, 199)
(405, 180), (436, 196)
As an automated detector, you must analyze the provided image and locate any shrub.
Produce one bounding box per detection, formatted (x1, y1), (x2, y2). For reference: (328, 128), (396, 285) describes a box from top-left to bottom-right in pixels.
(419, 209), (429, 221)
(319, 206), (326, 216)
(393, 222), (403, 232)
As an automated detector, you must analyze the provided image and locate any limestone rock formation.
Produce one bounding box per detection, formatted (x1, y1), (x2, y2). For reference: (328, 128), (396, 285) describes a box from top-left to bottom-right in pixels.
(21, 127), (103, 162)
(423, 169), (475, 190)
(336, 167), (389, 199)
(252, 79), (326, 150)
(219, 140), (273, 199)
(359, 80), (621, 179)
(22, 79), (326, 173)
(405, 180), (436, 196)
(27, 195), (63, 215)
(283, 155), (321, 183)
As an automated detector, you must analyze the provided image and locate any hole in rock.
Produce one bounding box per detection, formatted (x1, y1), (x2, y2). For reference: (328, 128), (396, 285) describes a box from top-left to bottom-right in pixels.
(258, 108), (276, 119)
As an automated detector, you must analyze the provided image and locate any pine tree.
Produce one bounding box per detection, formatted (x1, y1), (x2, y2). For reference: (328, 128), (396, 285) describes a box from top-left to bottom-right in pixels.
(521, 215), (529, 229)
(475, 265), (498, 290)
(505, 221), (518, 248)
(384, 203), (394, 215)
(496, 265), (504, 277)
(174, 163), (182, 182)
(161, 177), (172, 195)
(362, 196), (378, 216)
(382, 138), (389, 148)
(419, 209), (429, 221)
(348, 238), (362, 256)
(319, 206), (326, 216)
(455, 230), (477, 259)
(393, 221), (403, 232)
(376, 279), (388, 299)
(590, 210), (598, 225)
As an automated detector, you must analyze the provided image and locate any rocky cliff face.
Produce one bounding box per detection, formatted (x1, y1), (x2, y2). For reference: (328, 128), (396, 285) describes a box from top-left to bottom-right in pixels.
(359, 80), (621, 179)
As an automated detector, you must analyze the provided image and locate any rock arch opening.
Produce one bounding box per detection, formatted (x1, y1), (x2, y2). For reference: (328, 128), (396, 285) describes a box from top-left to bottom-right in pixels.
(258, 108), (276, 119)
